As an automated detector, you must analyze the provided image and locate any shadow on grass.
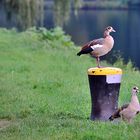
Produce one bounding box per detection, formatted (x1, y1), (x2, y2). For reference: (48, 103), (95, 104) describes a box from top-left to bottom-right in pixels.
(52, 112), (86, 120)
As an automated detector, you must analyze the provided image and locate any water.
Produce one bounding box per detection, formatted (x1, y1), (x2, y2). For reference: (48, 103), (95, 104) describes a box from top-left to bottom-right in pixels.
(0, 3), (140, 68)
(62, 10), (140, 68)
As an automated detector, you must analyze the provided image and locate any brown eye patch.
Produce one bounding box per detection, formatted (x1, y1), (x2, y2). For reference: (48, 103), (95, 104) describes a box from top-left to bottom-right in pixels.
(133, 87), (138, 90)
(108, 27), (111, 30)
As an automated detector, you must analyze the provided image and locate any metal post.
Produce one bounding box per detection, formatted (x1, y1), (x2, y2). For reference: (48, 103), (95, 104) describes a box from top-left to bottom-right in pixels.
(88, 67), (122, 121)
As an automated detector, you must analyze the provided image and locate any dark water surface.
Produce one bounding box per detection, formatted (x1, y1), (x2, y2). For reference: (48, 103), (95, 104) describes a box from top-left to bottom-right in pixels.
(63, 10), (140, 68)
(0, 5), (140, 68)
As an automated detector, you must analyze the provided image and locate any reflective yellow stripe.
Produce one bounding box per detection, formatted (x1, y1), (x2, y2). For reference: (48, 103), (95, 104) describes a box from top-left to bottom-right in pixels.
(88, 67), (122, 75)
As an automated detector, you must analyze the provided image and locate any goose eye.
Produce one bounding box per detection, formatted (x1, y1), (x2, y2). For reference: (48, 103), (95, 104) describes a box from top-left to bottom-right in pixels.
(133, 87), (138, 90)
(108, 27), (111, 30)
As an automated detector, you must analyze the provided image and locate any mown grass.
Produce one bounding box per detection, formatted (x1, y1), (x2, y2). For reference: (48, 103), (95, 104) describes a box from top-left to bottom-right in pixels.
(0, 28), (140, 140)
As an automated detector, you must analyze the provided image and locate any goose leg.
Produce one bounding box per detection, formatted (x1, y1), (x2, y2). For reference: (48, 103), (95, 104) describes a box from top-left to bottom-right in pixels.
(96, 57), (101, 68)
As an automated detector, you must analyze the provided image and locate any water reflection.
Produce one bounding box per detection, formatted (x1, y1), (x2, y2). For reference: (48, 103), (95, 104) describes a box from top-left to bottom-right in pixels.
(0, 0), (82, 30)
(126, 10), (140, 66)
(53, 0), (82, 27)
(0, 0), (44, 30)
(53, 0), (71, 27)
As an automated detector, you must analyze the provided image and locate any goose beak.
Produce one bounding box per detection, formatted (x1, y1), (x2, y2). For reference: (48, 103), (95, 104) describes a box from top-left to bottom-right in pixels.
(112, 29), (116, 32)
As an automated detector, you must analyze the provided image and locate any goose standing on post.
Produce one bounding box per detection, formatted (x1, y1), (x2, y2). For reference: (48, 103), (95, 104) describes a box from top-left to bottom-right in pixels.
(77, 26), (116, 67)
(109, 86), (140, 123)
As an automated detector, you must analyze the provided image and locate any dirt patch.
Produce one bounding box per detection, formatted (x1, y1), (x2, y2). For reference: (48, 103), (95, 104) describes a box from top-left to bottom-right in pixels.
(0, 119), (12, 129)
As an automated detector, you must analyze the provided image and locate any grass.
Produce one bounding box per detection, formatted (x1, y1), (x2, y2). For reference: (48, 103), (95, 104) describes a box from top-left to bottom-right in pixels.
(0, 28), (140, 140)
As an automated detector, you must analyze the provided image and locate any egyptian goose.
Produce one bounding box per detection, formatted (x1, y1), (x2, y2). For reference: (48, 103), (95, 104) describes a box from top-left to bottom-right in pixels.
(109, 86), (140, 123)
(77, 26), (116, 67)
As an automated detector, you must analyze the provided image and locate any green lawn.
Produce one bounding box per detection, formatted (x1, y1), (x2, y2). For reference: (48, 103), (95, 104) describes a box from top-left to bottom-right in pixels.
(0, 28), (140, 140)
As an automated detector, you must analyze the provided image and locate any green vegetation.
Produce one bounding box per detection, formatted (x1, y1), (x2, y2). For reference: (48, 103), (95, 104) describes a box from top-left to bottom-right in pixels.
(0, 27), (140, 140)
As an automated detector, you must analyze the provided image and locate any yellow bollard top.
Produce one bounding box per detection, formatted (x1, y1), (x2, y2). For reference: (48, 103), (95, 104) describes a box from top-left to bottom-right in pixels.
(88, 67), (122, 75)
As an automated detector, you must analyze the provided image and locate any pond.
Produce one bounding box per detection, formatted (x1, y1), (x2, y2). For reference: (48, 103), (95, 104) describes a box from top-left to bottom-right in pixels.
(45, 9), (140, 68)
(0, 2), (140, 68)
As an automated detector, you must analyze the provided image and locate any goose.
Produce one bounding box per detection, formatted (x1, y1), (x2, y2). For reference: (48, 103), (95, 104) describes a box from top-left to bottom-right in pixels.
(109, 86), (140, 123)
(77, 26), (116, 67)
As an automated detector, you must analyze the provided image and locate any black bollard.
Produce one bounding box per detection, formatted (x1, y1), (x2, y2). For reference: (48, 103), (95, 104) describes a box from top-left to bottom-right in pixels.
(88, 67), (122, 121)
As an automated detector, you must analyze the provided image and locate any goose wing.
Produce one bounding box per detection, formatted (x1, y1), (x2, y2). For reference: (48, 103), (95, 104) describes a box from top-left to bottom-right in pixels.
(81, 38), (104, 51)
(109, 104), (129, 121)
